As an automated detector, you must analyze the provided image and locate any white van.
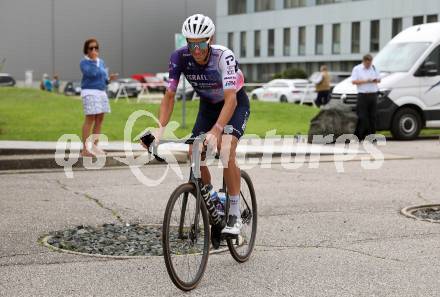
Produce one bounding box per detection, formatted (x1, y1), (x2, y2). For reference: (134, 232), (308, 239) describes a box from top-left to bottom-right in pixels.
(331, 22), (440, 140)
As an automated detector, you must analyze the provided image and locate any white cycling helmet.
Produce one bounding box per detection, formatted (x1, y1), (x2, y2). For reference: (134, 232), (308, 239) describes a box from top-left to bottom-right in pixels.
(182, 14), (215, 39)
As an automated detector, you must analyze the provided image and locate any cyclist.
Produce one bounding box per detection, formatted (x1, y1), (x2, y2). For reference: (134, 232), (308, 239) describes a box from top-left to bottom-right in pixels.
(143, 14), (250, 243)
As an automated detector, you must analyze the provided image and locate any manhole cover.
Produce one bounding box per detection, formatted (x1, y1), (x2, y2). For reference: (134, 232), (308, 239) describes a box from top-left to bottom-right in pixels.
(401, 204), (440, 223)
(41, 223), (227, 258)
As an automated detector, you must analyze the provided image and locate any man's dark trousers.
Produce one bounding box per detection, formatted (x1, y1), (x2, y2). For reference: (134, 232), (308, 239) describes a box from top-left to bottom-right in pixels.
(315, 91), (330, 107)
(355, 93), (377, 140)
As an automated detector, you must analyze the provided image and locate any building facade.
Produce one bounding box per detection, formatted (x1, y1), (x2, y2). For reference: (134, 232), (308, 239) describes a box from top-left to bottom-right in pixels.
(216, 0), (440, 81)
(0, 0), (215, 81)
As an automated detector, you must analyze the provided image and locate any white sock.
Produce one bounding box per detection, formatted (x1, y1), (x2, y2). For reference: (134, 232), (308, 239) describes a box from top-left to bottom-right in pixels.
(229, 195), (240, 217)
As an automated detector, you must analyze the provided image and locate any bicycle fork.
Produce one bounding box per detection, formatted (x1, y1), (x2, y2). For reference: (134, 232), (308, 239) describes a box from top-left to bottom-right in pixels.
(178, 177), (226, 242)
(178, 136), (227, 242)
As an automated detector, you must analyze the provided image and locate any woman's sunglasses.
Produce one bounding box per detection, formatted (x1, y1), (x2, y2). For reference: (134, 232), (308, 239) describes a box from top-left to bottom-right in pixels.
(88, 46), (99, 52)
(187, 41), (209, 51)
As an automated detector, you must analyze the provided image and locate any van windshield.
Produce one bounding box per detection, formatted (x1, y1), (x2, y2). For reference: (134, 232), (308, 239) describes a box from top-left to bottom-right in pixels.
(374, 42), (431, 72)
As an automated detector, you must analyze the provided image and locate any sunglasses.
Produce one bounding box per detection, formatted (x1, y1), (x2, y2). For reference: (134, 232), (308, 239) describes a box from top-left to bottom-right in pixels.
(88, 46), (99, 52)
(187, 41), (209, 51)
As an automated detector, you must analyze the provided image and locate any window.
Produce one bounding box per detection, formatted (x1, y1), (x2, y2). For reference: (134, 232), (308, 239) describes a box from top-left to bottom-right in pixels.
(427, 14), (438, 23)
(316, 0), (350, 3)
(392, 18), (402, 37)
(268, 29), (275, 56)
(413, 16), (424, 25)
(298, 26), (306, 56)
(315, 25), (323, 55)
(332, 23), (341, 54)
(254, 31), (261, 57)
(351, 22), (360, 53)
(228, 0), (246, 15)
(284, 0), (306, 8)
(374, 42), (431, 72)
(255, 0), (275, 12)
(240, 31), (247, 57)
(228, 32), (234, 51)
(283, 28), (291, 56)
(267, 80), (289, 87)
(370, 20), (380, 52)
(421, 46), (440, 74)
(316, 0), (335, 4)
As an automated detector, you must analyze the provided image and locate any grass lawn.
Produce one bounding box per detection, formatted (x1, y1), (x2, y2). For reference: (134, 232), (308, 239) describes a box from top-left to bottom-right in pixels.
(0, 88), (319, 141)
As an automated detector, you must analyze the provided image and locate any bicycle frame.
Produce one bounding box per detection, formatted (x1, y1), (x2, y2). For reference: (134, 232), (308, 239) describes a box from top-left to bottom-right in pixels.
(150, 130), (248, 243)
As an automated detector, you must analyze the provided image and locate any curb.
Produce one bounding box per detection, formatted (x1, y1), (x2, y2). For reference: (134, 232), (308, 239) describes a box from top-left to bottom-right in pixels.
(0, 152), (189, 171)
(0, 152), (410, 173)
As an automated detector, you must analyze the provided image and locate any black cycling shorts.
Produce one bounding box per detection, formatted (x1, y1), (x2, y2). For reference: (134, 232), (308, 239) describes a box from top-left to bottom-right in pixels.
(191, 88), (250, 140)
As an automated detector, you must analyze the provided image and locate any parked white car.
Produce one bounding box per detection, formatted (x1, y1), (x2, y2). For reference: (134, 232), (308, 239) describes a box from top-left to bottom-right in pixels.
(250, 79), (316, 104)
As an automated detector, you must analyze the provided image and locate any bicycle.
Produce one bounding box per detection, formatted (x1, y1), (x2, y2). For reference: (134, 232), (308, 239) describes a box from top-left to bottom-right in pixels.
(141, 129), (257, 291)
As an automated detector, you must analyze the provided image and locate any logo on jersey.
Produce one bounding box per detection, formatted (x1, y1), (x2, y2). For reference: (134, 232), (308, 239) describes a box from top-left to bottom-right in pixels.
(225, 81), (236, 87)
(225, 55), (235, 66)
(187, 74), (217, 81)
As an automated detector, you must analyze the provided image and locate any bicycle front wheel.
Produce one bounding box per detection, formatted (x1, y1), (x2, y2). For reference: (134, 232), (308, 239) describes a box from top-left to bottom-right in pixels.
(162, 183), (210, 291)
(227, 170), (258, 263)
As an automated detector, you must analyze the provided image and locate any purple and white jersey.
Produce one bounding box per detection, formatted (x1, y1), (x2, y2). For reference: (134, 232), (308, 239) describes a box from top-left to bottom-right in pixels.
(167, 45), (245, 104)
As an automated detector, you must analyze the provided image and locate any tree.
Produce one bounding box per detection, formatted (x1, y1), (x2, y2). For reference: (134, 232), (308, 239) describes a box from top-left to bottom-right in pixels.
(272, 67), (308, 79)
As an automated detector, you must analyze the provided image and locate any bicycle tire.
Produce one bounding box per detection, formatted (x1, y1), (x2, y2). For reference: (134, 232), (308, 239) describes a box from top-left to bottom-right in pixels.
(227, 170), (257, 263)
(162, 183), (210, 291)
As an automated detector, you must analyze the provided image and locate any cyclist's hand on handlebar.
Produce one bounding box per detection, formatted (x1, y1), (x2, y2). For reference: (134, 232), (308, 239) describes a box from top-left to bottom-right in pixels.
(140, 127), (164, 149)
(205, 127), (222, 149)
(139, 127), (166, 163)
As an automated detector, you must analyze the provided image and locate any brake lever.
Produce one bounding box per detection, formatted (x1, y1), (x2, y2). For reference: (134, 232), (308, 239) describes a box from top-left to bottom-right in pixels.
(140, 131), (166, 163)
(147, 143), (166, 163)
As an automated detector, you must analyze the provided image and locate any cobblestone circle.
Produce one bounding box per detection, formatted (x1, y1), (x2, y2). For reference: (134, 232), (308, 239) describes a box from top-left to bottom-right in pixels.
(411, 206), (440, 221)
(45, 223), (167, 257)
(402, 205), (440, 223)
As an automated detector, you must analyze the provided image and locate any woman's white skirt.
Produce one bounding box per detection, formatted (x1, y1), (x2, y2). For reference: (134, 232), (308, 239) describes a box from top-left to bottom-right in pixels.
(81, 89), (111, 115)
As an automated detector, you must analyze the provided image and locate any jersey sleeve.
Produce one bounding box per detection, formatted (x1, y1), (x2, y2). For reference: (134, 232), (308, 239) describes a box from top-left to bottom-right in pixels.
(218, 49), (241, 90)
(167, 50), (182, 92)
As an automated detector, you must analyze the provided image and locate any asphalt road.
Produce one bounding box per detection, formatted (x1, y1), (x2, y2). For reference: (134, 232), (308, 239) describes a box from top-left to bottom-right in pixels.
(1, 139), (440, 297)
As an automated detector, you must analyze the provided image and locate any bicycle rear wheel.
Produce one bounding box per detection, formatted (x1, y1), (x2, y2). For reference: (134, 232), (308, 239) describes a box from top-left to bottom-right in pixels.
(227, 170), (257, 263)
(162, 183), (210, 291)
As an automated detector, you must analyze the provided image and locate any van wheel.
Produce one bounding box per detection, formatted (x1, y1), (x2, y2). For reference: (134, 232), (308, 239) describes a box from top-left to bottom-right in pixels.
(280, 95), (288, 103)
(391, 108), (422, 140)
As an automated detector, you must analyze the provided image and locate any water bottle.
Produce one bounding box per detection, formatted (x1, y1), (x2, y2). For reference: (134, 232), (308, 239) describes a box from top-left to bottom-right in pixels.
(210, 188), (219, 205)
(216, 191), (226, 216)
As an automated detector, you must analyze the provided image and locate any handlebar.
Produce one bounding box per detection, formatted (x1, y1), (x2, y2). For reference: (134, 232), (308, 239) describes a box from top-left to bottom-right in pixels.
(140, 125), (233, 164)
(140, 132), (208, 163)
